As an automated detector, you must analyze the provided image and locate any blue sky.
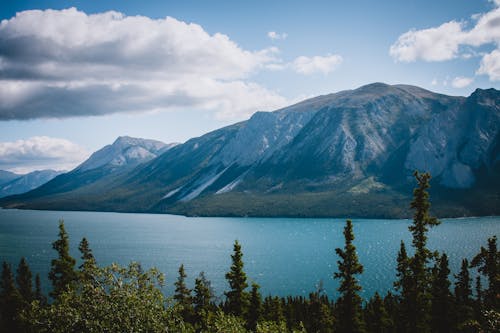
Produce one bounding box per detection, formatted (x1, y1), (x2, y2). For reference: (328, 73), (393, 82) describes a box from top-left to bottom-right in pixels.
(0, 0), (499, 173)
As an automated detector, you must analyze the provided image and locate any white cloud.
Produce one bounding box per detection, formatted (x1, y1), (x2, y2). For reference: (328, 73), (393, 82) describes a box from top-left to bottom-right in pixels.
(292, 54), (343, 75)
(477, 49), (500, 81)
(431, 78), (438, 86)
(0, 8), (289, 120)
(451, 76), (474, 88)
(0, 136), (89, 173)
(390, 3), (500, 81)
(267, 31), (288, 40)
(389, 21), (463, 62)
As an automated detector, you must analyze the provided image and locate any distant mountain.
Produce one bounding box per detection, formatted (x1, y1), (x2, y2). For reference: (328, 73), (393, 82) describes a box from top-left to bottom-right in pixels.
(0, 136), (175, 203)
(0, 170), (20, 186)
(1, 83), (499, 218)
(0, 170), (62, 198)
(75, 136), (174, 172)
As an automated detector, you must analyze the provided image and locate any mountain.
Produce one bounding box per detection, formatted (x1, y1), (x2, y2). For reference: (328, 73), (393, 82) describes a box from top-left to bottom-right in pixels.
(0, 136), (175, 204)
(0, 170), (62, 198)
(0, 170), (20, 186)
(1, 83), (499, 217)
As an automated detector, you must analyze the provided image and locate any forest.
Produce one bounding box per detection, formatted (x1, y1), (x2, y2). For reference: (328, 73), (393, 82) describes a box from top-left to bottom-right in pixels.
(0, 172), (498, 333)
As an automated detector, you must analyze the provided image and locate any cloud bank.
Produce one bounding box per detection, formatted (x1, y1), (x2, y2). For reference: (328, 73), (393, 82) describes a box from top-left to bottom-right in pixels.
(0, 8), (292, 120)
(390, 2), (500, 81)
(0, 136), (89, 173)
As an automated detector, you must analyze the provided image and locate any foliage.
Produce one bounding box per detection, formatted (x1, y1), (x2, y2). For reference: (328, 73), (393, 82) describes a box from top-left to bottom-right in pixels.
(225, 240), (249, 317)
(24, 262), (173, 332)
(334, 219), (365, 333)
(471, 235), (499, 311)
(48, 220), (77, 299)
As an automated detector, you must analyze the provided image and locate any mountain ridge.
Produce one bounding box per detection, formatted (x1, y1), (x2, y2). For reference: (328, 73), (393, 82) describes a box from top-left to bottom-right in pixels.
(1, 83), (499, 218)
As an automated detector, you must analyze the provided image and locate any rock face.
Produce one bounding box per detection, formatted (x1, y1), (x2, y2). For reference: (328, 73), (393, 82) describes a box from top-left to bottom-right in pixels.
(76, 136), (172, 172)
(1, 83), (499, 217)
(0, 170), (62, 198)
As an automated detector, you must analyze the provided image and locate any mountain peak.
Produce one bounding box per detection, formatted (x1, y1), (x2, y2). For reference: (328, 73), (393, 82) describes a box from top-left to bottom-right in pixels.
(76, 136), (169, 172)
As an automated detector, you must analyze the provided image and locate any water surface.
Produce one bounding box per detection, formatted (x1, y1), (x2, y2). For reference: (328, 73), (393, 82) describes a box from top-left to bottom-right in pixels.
(0, 209), (498, 300)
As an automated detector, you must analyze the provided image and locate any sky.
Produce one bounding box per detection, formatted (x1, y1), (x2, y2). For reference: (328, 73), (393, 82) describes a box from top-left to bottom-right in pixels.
(0, 0), (499, 173)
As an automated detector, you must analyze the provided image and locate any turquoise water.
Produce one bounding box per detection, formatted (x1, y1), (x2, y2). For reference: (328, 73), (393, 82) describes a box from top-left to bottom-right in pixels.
(0, 209), (498, 300)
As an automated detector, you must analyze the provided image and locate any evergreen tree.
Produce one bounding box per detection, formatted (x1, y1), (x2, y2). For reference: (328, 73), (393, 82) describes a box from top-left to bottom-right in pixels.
(247, 282), (263, 331)
(365, 292), (392, 333)
(430, 253), (452, 333)
(404, 171), (440, 333)
(471, 235), (499, 310)
(34, 273), (47, 305)
(225, 240), (249, 317)
(308, 291), (334, 333)
(334, 219), (365, 333)
(0, 262), (22, 332)
(174, 264), (194, 323)
(193, 271), (214, 329)
(48, 220), (77, 299)
(453, 258), (475, 331)
(78, 237), (96, 282)
(474, 275), (483, 320)
(394, 240), (412, 333)
(16, 257), (34, 303)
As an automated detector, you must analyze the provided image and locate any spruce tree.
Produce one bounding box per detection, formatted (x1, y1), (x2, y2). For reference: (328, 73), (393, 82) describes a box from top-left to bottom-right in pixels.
(16, 257), (33, 303)
(0, 262), (22, 332)
(174, 264), (194, 322)
(404, 171), (440, 333)
(394, 240), (412, 333)
(471, 235), (499, 310)
(334, 219), (365, 333)
(48, 220), (77, 299)
(365, 292), (392, 333)
(193, 271), (214, 327)
(78, 237), (96, 282)
(225, 240), (249, 317)
(454, 259), (474, 331)
(430, 253), (452, 333)
(247, 282), (262, 331)
(34, 273), (47, 305)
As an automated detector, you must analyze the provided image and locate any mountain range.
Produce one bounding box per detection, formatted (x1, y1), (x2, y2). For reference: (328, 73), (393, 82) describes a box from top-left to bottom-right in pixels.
(0, 169), (62, 198)
(1, 83), (499, 218)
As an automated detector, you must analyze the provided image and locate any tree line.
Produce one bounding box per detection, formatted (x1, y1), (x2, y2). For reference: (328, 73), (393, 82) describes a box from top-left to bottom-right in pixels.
(0, 171), (498, 332)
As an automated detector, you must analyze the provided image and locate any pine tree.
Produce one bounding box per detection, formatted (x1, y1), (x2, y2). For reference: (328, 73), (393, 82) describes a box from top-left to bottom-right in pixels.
(430, 253), (452, 333)
(225, 240), (249, 317)
(48, 220), (77, 299)
(78, 237), (96, 282)
(0, 262), (22, 332)
(247, 282), (262, 331)
(394, 240), (412, 333)
(193, 271), (214, 327)
(34, 273), (47, 305)
(16, 257), (33, 303)
(174, 264), (194, 323)
(474, 275), (483, 320)
(365, 292), (392, 333)
(471, 235), (499, 310)
(334, 219), (365, 333)
(454, 259), (474, 331)
(405, 171), (440, 333)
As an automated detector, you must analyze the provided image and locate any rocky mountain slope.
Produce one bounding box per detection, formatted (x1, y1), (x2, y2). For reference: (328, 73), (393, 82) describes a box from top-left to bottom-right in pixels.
(1, 83), (499, 217)
(0, 136), (175, 203)
(0, 170), (62, 198)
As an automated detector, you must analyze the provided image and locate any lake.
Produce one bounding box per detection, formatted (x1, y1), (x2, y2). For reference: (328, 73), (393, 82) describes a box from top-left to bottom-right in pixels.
(0, 209), (498, 300)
